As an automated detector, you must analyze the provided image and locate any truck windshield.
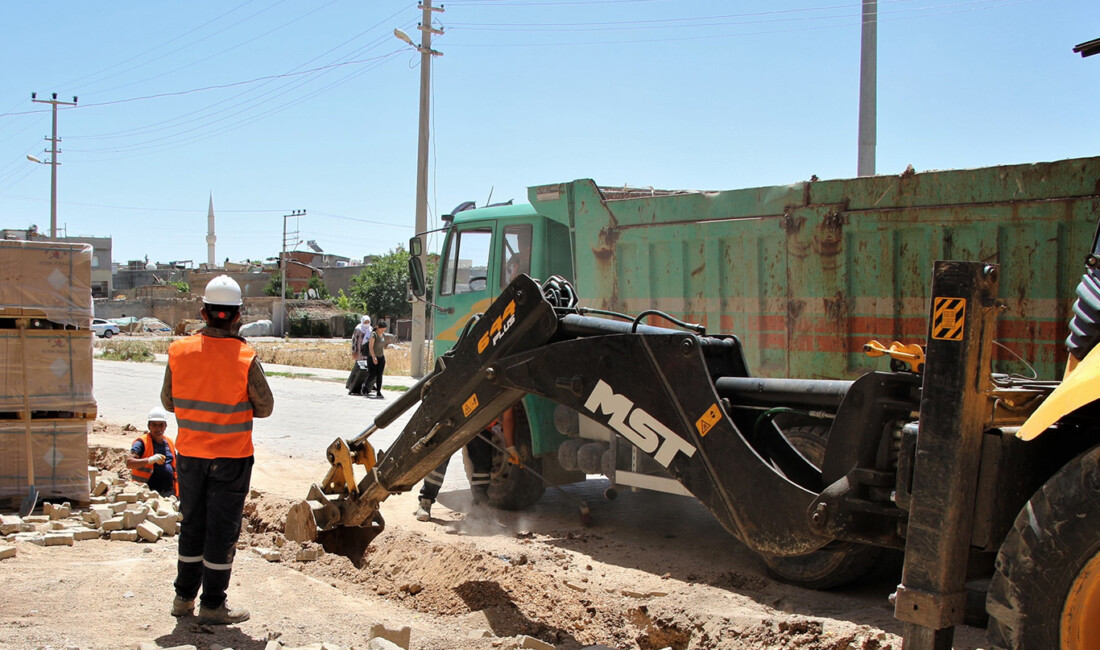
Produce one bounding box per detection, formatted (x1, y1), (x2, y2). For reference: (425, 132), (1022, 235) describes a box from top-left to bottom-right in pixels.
(440, 227), (492, 296)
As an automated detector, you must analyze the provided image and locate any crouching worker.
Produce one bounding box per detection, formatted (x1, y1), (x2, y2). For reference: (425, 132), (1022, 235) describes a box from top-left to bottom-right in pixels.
(126, 406), (178, 497)
(162, 275), (274, 625)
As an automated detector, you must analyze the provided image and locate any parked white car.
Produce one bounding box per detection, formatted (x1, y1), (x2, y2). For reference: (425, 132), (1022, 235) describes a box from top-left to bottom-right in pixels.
(91, 318), (120, 338)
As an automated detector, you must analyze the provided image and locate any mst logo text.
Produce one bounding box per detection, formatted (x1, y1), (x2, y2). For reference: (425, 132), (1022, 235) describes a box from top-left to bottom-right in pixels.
(583, 380), (696, 467)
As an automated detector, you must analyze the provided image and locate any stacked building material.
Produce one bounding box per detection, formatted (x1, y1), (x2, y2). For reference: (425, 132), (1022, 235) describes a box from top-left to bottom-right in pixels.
(0, 240), (95, 508)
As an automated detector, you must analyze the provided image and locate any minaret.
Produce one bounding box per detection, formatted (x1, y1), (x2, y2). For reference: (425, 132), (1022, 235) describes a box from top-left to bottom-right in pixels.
(206, 193), (217, 268)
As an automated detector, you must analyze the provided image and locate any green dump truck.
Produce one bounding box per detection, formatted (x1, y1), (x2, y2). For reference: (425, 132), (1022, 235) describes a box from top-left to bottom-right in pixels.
(418, 156), (1099, 506)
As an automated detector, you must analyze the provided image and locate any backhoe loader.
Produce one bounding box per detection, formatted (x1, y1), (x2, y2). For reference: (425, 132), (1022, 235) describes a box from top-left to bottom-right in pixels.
(287, 219), (1100, 648)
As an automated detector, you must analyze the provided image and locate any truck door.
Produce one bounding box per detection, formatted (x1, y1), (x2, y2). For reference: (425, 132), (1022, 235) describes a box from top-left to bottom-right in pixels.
(434, 226), (494, 357)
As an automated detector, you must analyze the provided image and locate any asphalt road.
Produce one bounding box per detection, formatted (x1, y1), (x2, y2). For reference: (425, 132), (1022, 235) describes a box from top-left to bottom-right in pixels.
(92, 357), (472, 493)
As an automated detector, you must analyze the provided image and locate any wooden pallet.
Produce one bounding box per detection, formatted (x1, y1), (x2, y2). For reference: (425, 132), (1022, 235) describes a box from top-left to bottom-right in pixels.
(0, 408), (97, 422)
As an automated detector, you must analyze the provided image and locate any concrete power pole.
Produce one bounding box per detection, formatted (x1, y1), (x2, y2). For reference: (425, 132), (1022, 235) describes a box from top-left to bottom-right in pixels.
(409, 0), (444, 378)
(281, 210), (305, 336)
(30, 93), (78, 238)
(857, 0), (877, 177)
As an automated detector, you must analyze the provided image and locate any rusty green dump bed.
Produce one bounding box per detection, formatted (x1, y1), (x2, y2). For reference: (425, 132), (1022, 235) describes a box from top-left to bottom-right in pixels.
(528, 157), (1100, 380)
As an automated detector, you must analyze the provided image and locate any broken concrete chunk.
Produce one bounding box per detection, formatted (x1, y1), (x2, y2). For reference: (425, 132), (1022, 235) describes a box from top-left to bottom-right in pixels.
(367, 639), (404, 650)
(263, 642), (282, 650)
(110, 530), (139, 542)
(0, 545), (16, 560)
(137, 521), (164, 543)
(369, 624), (411, 649)
(44, 502), (71, 520)
(468, 629), (494, 639)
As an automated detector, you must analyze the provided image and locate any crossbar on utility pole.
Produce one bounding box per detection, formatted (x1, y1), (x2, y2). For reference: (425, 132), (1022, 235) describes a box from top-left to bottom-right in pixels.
(30, 93), (77, 239)
(409, 0), (445, 377)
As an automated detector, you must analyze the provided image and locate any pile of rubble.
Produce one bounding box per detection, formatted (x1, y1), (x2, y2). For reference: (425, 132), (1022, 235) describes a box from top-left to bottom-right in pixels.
(0, 466), (179, 555)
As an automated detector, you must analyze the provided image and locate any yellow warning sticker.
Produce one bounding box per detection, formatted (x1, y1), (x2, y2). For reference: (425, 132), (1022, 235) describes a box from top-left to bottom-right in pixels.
(932, 297), (966, 341)
(462, 393), (480, 418)
(696, 403), (722, 437)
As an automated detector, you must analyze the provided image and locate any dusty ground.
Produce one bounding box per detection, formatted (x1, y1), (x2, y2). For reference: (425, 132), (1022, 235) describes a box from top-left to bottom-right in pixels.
(0, 420), (991, 650)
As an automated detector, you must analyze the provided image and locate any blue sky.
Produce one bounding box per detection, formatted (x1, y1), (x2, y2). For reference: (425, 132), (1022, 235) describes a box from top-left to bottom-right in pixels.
(1, 0), (1097, 266)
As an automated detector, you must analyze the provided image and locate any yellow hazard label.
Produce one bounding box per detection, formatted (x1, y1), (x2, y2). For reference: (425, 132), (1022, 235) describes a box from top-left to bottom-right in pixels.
(696, 403), (722, 437)
(932, 297), (966, 341)
(462, 393), (480, 418)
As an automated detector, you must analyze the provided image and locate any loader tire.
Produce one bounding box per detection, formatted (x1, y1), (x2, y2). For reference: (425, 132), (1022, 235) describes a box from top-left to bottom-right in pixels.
(760, 425), (882, 589)
(987, 443), (1100, 650)
(464, 403), (545, 511)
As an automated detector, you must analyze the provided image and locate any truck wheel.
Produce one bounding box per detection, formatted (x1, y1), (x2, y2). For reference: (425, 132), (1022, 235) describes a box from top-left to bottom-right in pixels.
(759, 425), (882, 589)
(987, 444), (1100, 650)
(464, 404), (545, 511)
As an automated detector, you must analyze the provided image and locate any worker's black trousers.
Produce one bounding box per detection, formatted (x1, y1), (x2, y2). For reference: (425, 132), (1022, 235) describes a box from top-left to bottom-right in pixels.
(418, 434), (492, 502)
(174, 454), (253, 609)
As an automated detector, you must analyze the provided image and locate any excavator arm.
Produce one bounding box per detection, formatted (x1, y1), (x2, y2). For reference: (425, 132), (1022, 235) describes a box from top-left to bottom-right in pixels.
(286, 273), (919, 558)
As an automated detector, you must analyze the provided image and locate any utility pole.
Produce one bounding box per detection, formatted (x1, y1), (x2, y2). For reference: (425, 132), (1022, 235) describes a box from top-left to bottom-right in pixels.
(281, 210), (305, 337)
(857, 0), (877, 177)
(408, 0), (444, 378)
(30, 92), (78, 238)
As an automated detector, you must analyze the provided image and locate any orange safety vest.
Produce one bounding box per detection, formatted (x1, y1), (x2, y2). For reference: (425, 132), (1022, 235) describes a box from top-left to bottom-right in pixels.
(168, 334), (256, 459)
(130, 432), (179, 496)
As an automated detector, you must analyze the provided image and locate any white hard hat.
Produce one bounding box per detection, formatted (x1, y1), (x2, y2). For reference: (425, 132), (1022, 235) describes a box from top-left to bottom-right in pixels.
(203, 275), (243, 306)
(147, 407), (169, 423)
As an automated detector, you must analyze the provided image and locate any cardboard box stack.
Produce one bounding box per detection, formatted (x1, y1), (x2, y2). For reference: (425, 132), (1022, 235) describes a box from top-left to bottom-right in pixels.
(0, 240), (95, 508)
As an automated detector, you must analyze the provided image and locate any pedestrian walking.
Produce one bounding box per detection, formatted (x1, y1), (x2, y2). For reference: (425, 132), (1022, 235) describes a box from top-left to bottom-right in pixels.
(365, 321), (388, 397)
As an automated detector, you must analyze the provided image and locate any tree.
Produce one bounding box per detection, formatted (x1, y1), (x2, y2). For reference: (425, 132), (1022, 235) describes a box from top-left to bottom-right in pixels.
(306, 276), (330, 299)
(263, 274), (282, 297)
(349, 247), (411, 322)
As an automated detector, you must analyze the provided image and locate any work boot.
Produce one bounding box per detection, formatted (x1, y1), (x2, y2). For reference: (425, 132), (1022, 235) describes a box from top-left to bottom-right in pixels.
(414, 498), (432, 521)
(197, 602), (250, 625)
(472, 485), (490, 506)
(170, 596), (194, 617)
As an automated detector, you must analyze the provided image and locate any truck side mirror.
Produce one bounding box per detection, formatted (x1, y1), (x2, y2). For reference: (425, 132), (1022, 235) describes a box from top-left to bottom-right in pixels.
(408, 255), (426, 297)
(409, 236), (423, 258)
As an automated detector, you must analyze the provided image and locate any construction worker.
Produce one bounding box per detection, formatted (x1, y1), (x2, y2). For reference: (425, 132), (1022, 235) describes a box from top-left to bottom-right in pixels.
(415, 407), (520, 521)
(126, 406), (178, 497)
(161, 275), (274, 626)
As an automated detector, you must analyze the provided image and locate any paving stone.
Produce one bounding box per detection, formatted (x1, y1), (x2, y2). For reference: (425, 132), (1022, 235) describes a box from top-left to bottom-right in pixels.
(110, 530), (139, 542)
(367, 640), (403, 650)
(71, 528), (101, 541)
(108, 501), (128, 514)
(45, 503), (71, 520)
(263, 642), (282, 650)
(123, 509), (148, 529)
(468, 629), (494, 639)
(116, 492), (139, 504)
(91, 479), (111, 496)
(148, 514), (178, 536)
(137, 643), (158, 650)
(519, 636), (556, 650)
(48, 521), (68, 531)
(0, 545), (15, 560)
(137, 521), (164, 543)
(102, 516), (125, 532)
(252, 547), (281, 562)
(23, 515), (49, 524)
(89, 496), (108, 504)
(162, 645), (199, 650)
(1, 515), (23, 535)
(295, 546), (323, 562)
(31, 533), (74, 547)
(88, 466), (99, 483)
(369, 624), (410, 649)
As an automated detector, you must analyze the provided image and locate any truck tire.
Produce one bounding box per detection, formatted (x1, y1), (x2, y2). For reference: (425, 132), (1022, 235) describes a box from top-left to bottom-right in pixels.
(464, 403), (545, 511)
(987, 443), (1100, 650)
(759, 425), (882, 589)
